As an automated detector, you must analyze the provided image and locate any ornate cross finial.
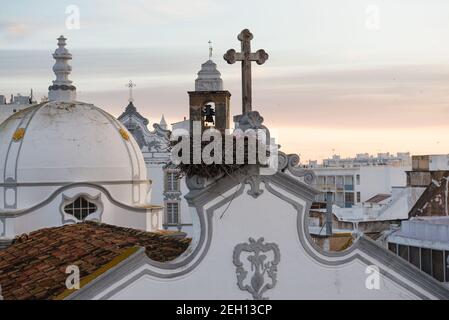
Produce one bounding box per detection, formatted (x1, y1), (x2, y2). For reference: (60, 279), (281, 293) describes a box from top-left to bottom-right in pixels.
(208, 40), (213, 60)
(126, 80), (136, 102)
(224, 29), (268, 114)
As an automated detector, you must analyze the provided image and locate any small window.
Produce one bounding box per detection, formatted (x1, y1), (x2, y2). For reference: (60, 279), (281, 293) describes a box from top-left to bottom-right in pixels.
(166, 172), (180, 192)
(432, 250), (444, 282)
(356, 192), (361, 203)
(166, 202), (179, 225)
(356, 174), (360, 185)
(422, 248), (432, 275)
(409, 246), (420, 269)
(64, 196), (97, 221)
(388, 242), (397, 254)
(398, 244), (409, 261)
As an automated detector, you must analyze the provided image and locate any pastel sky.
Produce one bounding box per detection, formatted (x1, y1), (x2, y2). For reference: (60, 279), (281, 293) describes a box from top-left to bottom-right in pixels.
(1, 0), (449, 161)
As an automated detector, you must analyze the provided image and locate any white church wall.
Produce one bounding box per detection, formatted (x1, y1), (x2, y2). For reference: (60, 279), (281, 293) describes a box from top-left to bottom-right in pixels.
(1, 182), (150, 211)
(0, 185), (162, 238)
(70, 175), (446, 300)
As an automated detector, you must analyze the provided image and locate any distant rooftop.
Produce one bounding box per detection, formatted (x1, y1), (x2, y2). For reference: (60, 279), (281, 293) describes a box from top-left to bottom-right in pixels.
(308, 152), (411, 168)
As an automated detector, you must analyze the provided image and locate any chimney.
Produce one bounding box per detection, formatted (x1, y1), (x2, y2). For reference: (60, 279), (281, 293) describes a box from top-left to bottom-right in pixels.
(325, 191), (333, 236)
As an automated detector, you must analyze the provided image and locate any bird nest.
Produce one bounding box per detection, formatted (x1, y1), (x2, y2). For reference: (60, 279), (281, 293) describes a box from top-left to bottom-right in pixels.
(170, 136), (270, 179)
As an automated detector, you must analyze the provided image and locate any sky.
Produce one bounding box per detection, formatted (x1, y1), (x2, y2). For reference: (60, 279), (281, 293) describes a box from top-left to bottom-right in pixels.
(1, 0), (449, 161)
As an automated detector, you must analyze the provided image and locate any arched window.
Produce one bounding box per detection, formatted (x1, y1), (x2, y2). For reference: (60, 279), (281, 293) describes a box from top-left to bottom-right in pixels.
(63, 196), (98, 221)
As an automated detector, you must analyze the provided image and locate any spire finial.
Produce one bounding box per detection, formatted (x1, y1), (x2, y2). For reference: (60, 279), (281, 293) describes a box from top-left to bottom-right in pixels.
(159, 114), (167, 130)
(208, 40), (213, 60)
(48, 35), (76, 102)
(126, 80), (136, 102)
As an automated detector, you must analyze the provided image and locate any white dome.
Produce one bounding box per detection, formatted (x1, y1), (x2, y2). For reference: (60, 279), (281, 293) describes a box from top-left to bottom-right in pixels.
(0, 101), (147, 187)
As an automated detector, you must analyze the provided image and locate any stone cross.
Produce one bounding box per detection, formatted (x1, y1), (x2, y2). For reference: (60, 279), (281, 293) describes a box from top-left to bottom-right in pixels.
(223, 29), (269, 114)
(126, 80), (136, 102)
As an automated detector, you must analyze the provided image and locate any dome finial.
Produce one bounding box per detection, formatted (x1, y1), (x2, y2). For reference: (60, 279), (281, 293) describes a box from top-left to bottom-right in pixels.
(48, 35), (76, 102)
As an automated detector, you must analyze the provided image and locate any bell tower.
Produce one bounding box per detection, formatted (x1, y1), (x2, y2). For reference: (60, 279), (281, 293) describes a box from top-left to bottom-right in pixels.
(189, 41), (231, 132)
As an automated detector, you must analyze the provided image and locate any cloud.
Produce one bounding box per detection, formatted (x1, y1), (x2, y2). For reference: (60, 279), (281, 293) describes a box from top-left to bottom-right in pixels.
(0, 23), (30, 39)
(1, 47), (449, 131)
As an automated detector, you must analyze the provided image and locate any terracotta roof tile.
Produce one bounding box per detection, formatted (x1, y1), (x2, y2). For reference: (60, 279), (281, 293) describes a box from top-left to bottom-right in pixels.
(0, 221), (190, 300)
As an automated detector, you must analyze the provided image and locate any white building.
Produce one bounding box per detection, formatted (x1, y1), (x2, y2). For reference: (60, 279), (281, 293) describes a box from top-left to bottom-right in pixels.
(117, 100), (192, 236)
(313, 165), (409, 208)
(311, 152), (411, 168)
(412, 154), (449, 171)
(0, 36), (162, 244)
(387, 217), (449, 283)
(0, 92), (37, 125)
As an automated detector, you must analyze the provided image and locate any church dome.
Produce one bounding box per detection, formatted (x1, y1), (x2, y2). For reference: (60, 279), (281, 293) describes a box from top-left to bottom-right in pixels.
(0, 101), (147, 185)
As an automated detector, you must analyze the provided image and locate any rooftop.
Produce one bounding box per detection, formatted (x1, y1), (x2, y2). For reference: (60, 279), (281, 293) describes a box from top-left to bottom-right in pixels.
(0, 221), (190, 300)
(365, 193), (391, 204)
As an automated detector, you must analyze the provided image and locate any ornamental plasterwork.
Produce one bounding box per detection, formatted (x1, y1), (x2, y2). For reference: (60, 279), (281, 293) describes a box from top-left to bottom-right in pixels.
(118, 103), (171, 154)
(233, 237), (280, 300)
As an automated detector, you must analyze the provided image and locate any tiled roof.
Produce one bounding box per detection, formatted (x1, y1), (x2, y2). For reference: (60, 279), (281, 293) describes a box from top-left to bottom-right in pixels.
(0, 221), (190, 300)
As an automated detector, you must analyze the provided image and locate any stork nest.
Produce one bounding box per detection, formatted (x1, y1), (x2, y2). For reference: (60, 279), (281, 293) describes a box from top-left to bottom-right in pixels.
(170, 136), (270, 179)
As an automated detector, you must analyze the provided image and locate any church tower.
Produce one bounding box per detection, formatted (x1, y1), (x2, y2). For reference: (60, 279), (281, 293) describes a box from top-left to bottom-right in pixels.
(188, 42), (231, 132)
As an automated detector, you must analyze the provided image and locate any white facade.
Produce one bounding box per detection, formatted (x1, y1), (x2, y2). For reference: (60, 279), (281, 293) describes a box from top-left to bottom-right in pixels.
(332, 186), (426, 223)
(118, 102), (193, 236)
(428, 155), (449, 171)
(67, 168), (449, 300)
(313, 165), (410, 208)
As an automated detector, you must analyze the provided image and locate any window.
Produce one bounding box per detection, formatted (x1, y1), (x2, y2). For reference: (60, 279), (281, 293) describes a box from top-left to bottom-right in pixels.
(166, 202), (179, 225)
(388, 242), (397, 254)
(344, 176), (354, 191)
(432, 250), (444, 282)
(421, 248), (432, 275)
(445, 251), (449, 282)
(356, 174), (360, 185)
(317, 176), (325, 185)
(64, 196), (97, 221)
(356, 192), (361, 203)
(344, 192), (354, 207)
(344, 175), (354, 185)
(166, 172), (180, 192)
(409, 246), (420, 269)
(398, 245), (409, 261)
